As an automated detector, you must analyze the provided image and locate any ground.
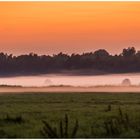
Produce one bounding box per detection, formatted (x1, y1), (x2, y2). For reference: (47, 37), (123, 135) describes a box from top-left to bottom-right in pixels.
(0, 92), (139, 138)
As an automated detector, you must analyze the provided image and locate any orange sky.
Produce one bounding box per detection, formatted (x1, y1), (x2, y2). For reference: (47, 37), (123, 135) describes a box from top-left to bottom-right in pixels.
(0, 2), (140, 55)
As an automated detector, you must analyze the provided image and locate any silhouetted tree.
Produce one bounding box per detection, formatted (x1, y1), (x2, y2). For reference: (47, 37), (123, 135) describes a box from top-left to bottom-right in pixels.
(94, 49), (110, 58)
(122, 47), (136, 57)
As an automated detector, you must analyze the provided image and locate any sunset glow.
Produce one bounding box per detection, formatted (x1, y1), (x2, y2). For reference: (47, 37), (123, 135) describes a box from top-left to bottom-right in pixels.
(0, 2), (140, 55)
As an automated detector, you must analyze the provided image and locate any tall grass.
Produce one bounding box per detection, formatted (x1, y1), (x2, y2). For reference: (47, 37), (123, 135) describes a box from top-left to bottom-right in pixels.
(102, 107), (140, 138)
(40, 114), (79, 138)
(0, 107), (139, 138)
(40, 107), (140, 138)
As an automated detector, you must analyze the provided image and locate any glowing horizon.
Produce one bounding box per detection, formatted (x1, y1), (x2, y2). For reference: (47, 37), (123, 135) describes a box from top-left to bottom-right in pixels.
(0, 2), (140, 55)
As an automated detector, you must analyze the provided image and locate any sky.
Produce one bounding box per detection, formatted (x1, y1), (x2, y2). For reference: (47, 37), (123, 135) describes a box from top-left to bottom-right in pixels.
(0, 2), (140, 55)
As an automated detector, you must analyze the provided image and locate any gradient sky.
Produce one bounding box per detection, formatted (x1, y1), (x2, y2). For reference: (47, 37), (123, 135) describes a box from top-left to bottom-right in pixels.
(0, 2), (140, 55)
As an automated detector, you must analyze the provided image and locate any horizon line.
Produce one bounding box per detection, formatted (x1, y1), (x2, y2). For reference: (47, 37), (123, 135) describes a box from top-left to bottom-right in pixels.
(0, 47), (137, 56)
(0, 0), (140, 1)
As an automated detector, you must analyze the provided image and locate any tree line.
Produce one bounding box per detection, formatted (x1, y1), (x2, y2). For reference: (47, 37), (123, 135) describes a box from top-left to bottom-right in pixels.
(0, 47), (140, 76)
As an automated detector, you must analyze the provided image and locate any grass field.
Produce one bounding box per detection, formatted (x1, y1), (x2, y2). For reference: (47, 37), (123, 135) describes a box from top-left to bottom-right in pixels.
(0, 92), (139, 138)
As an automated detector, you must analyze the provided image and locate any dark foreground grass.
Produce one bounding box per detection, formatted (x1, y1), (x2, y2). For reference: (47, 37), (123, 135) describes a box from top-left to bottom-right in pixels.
(0, 92), (139, 138)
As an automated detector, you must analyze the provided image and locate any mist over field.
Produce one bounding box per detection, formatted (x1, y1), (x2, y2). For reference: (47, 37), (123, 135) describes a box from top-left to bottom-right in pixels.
(0, 73), (139, 87)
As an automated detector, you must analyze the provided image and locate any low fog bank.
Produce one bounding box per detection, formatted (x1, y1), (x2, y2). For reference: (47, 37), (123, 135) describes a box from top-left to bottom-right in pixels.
(1, 85), (140, 93)
(0, 72), (140, 89)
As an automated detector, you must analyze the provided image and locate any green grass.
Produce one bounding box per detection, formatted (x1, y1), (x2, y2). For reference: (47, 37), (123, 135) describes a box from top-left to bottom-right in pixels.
(0, 92), (139, 138)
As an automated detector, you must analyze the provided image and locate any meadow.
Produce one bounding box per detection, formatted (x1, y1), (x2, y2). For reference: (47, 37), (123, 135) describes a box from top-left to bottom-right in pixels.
(0, 92), (139, 138)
